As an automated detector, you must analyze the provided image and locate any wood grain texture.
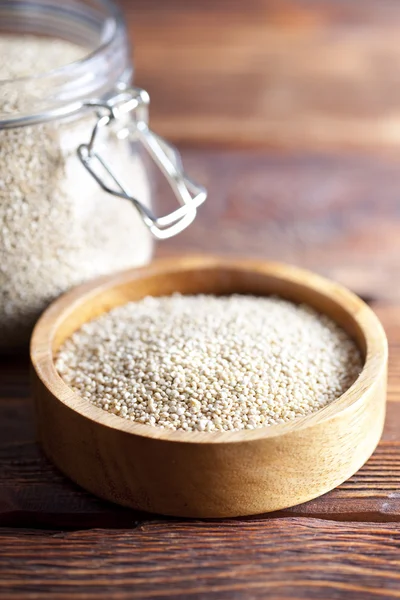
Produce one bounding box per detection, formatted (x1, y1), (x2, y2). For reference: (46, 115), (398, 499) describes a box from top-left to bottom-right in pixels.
(30, 257), (387, 517)
(1, 519), (400, 599)
(154, 149), (400, 303)
(128, 0), (400, 151)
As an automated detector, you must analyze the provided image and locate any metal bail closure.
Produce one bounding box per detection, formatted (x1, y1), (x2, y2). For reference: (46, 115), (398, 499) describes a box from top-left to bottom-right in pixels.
(77, 88), (207, 240)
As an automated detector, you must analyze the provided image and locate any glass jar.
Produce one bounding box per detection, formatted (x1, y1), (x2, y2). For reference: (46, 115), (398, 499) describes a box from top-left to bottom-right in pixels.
(0, 0), (206, 350)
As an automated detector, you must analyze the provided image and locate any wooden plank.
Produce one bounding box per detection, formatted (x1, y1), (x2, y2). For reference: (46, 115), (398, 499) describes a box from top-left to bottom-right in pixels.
(124, 0), (400, 150)
(154, 149), (400, 302)
(0, 301), (399, 527)
(1, 519), (400, 599)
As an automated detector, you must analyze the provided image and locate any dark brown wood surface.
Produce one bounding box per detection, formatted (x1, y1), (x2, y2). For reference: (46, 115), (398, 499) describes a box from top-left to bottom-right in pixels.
(1, 520), (400, 599)
(2, 0), (400, 597)
(130, 0), (400, 152)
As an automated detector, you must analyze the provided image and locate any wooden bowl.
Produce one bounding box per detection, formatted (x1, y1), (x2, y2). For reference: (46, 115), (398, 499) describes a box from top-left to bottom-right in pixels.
(31, 256), (387, 518)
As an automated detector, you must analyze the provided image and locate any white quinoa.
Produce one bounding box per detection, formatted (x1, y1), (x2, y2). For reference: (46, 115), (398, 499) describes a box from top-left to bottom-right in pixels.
(0, 35), (152, 349)
(0, 35), (87, 81)
(55, 294), (363, 432)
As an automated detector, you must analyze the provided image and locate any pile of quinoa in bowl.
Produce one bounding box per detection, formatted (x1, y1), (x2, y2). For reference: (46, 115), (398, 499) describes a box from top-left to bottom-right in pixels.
(55, 293), (363, 433)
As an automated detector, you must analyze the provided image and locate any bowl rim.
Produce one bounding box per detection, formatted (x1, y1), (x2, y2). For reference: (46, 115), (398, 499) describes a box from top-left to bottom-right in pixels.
(31, 255), (388, 445)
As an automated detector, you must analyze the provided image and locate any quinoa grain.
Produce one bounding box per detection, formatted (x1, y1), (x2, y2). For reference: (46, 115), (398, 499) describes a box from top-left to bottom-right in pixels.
(56, 294), (363, 432)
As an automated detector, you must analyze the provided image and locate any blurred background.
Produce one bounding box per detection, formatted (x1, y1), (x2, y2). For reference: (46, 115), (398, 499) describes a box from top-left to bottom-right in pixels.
(125, 0), (400, 302)
(130, 0), (400, 150)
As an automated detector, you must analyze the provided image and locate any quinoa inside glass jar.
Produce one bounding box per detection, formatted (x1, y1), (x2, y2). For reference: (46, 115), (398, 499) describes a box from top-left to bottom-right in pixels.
(0, 0), (206, 350)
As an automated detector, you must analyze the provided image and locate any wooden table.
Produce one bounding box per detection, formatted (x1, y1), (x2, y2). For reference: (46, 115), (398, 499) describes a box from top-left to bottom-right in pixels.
(2, 1), (400, 597)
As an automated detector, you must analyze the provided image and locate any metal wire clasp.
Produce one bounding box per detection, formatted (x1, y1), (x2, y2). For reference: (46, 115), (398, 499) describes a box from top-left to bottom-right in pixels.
(77, 88), (207, 239)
